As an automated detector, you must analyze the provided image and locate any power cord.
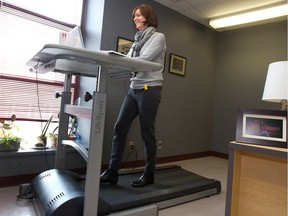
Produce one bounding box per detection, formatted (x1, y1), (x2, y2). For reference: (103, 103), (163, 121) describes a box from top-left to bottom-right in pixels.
(35, 65), (43, 130)
(124, 145), (138, 170)
(17, 193), (33, 200)
(35, 67), (50, 170)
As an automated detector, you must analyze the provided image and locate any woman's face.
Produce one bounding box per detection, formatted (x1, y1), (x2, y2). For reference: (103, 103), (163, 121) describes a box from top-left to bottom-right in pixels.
(133, 8), (147, 31)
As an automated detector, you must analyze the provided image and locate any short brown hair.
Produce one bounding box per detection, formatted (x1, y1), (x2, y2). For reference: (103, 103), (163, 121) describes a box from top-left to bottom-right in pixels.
(132, 4), (158, 28)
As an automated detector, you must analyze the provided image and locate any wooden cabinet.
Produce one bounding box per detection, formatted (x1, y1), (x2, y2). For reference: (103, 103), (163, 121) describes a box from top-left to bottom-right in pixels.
(225, 141), (287, 216)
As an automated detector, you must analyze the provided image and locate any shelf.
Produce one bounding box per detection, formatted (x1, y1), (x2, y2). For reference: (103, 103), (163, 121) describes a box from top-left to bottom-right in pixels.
(64, 104), (92, 119)
(26, 44), (162, 76)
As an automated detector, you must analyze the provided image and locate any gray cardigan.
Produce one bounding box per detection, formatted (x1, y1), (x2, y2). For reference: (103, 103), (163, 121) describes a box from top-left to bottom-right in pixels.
(127, 32), (166, 89)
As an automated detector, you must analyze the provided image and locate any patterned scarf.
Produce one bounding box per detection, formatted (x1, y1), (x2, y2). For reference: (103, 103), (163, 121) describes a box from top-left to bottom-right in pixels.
(131, 26), (156, 57)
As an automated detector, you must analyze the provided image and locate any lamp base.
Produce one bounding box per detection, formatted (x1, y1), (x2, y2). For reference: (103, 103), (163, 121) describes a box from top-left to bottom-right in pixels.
(280, 99), (287, 111)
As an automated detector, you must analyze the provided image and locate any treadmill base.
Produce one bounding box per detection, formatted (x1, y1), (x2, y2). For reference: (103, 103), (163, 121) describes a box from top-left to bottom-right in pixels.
(30, 165), (221, 216)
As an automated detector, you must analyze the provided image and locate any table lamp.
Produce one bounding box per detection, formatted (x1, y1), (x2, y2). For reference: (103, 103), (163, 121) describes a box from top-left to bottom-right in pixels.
(262, 61), (288, 111)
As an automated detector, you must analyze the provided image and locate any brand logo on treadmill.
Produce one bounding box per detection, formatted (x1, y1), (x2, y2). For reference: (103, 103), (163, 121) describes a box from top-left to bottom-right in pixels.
(95, 100), (104, 133)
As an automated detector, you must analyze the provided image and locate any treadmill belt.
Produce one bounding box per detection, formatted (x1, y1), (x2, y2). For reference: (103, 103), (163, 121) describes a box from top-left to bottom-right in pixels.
(99, 165), (221, 213)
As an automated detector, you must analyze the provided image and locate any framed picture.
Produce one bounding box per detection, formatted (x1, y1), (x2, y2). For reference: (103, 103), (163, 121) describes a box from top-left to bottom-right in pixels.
(236, 108), (287, 148)
(169, 53), (187, 76)
(116, 37), (133, 55)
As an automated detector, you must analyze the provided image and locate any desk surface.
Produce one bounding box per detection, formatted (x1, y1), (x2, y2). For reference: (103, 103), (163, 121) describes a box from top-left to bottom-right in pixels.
(26, 44), (162, 76)
(230, 141), (288, 153)
(230, 141), (288, 159)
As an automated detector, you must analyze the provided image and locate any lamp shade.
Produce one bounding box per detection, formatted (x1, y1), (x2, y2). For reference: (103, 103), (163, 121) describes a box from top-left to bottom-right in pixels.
(262, 61), (287, 102)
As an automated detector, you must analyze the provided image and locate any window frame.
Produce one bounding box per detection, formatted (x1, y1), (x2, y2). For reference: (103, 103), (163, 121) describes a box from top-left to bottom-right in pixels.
(0, 1), (83, 121)
(1, 1), (77, 30)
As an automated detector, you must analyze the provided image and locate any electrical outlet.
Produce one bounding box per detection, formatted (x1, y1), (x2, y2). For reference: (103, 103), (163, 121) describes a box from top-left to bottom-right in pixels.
(158, 140), (162, 150)
(129, 141), (135, 151)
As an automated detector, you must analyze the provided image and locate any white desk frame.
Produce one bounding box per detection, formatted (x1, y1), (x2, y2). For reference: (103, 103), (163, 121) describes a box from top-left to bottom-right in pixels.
(26, 44), (162, 216)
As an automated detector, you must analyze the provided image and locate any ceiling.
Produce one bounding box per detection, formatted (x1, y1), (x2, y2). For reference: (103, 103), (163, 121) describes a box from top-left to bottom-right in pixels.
(154, 0), (287, 30)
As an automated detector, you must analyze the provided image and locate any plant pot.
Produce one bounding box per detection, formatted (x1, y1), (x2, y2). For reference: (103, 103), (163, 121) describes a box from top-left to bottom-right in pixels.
(36, 136), (47, 146)
(0, 140), (20, 152)
(49, 137), (57, 148)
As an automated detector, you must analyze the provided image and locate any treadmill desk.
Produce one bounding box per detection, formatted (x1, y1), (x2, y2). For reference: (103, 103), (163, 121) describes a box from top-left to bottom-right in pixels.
(26, 44), (162, 216)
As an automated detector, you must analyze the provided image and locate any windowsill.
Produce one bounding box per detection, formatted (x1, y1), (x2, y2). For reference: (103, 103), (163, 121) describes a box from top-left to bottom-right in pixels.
(0, 147), (56, 157)
(0, 146), (78, 157)
(0, 145), (87, 182)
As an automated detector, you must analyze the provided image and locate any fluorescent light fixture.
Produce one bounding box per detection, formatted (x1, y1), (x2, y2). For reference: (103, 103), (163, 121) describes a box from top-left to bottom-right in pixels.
(210, 4), (288, 29)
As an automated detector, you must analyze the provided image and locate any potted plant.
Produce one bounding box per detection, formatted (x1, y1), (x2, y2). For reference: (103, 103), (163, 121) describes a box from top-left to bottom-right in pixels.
(0, 114), (21, 152)
(36, 116), (53, 147)
(48, 132), (58, 148)
(0, 133), (21, 152)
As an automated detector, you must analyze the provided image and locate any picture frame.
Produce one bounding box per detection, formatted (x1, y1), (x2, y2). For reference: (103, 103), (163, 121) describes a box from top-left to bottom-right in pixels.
(116, 37), (133, 55)
(236, 108), (287, 148)
(169, 53), (187, 76)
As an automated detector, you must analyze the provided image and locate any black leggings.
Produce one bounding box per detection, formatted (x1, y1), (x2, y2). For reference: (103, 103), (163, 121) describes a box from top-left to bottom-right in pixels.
(108, 87), (162, 173)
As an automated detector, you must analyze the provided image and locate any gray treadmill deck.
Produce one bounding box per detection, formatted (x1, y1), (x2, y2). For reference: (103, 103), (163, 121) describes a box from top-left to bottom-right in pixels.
(98, 165), (221, 214)
(30, 166), (221, 216)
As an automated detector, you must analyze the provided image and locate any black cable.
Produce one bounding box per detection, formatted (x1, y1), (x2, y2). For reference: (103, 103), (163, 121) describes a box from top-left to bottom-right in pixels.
(35, 67), (50, 170)
(35, 66), (43, 129)
(124, 145), (138, 170)
(133, 146), (138, 169)
(44, 147), (50, 170)
(17, 193), (33, 200)
(17, 183), (33, 200)
(124, 147), (134, 162)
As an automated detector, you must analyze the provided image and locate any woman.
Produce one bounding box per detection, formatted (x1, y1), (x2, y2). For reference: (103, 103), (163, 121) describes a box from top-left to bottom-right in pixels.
(101, 4), (166, 187)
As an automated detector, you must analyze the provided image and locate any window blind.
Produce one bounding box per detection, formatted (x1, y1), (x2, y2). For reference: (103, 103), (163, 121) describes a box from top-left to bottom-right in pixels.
(0, 2), (80, 121)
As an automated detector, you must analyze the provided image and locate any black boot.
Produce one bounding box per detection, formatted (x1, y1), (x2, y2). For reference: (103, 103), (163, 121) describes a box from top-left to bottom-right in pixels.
(100, 169), (118, 186)
(131, 172), (154, 187)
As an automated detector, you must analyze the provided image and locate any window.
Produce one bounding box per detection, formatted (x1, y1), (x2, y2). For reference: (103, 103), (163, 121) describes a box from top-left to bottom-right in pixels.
(0, 0), (84, 148)
(5, 0), (83, 26)
(0, 0), (84, 120)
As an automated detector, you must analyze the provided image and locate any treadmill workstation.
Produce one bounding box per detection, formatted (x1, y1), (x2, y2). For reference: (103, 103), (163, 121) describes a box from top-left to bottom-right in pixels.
(26, 44), (221, 216)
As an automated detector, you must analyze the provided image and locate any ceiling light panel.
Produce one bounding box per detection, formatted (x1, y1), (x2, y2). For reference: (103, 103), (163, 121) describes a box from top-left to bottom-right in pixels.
(209, 4), (288, 29)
